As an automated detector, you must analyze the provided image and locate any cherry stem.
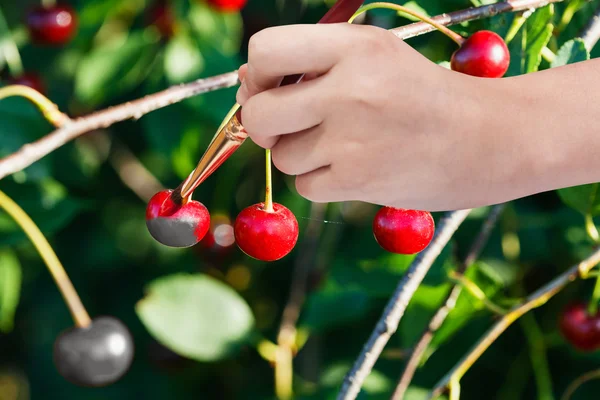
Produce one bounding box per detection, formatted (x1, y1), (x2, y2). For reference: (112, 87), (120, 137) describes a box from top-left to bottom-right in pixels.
(0, 85), (70, 127)
(0, 7), (24, 77)
(0, 190), (91, 329)
(349, 2), (465, 46)
(588, 273), (600, 316)
(264, 149), (274, 213)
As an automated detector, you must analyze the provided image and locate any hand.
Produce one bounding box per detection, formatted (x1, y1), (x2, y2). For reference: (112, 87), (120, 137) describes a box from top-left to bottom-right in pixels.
(235, 23), (533, 211)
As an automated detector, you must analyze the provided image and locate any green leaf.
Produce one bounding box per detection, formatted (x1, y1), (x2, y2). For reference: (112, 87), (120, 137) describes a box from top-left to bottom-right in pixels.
(136, 273), (255, 362)
(506, 5), (554, 76)
(164, 33), (205, 84)
(299, 290), (371, 332)
(558, 184), (600, 216)
(0, 179), (86, 246)
(399, 284), (450, 345)
(399, 2), (432, 21)
(551, 38), (590, 68)
(328, 241), (453, 298)
(429, 263), (504, 351)
(75, 31), (160, 106)
(0, 250), (21, 332)
(188, 2), (243, 55)
(0, 96), (53, 181)
(320, 363), (392, 394)
(404, 387), (446, 400)
(475, 259), (519, 288)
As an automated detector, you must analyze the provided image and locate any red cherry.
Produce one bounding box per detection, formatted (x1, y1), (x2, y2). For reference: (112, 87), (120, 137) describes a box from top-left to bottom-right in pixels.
(8, 73), (45, 94)
(373, 207), (435, 255)
(26, 4), (77, 46)
(206, 0), (248, 13)
(147, 0), (175, 38)
(559, 302), (600, 352)
(450, 31), (509, 78)
(146, 190), (210, 248)
(234, 203), (299, 262)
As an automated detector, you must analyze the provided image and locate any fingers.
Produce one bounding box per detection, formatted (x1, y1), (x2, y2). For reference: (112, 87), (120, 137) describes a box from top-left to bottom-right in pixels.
(295, 166), (347, 203)
(241, 76), (328, 148)
(237, 64), (248, 82)
(237, 23), (357, 104)
(271, 124), (330, 176)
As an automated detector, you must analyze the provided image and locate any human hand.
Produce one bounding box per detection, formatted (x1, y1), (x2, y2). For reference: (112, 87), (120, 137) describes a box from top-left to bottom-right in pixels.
(236, 23), (531, 211)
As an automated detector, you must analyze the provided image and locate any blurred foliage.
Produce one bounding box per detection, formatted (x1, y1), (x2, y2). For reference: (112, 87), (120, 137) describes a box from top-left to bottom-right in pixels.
(0, 0), (600, 399)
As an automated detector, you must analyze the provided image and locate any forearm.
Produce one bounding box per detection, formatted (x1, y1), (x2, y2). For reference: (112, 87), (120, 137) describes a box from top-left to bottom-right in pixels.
(474, 59), (600, 203)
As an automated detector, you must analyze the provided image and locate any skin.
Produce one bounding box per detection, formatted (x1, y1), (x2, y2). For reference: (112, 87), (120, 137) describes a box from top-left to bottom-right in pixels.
(236, 23), (600, 212)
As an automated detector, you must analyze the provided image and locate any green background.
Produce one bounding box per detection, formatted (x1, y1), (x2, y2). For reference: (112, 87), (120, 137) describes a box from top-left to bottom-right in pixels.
(1, 0), (600, 399)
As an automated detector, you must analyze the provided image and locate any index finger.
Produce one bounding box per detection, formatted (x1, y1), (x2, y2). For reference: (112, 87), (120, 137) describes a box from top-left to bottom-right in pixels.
(237, 23), (362, 104)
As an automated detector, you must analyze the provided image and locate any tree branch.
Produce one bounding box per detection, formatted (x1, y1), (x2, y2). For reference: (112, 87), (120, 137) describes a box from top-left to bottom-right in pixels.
(579, 2), (600, 50)
(429, 246), (600, 399)
(0, 72), (239, 180)
(0, 0), (564, 182)
(337, 209), (472, 400)
(390, 0), (564, 40)
(392, 204), (506, 400)
(391, 204), (506, 400)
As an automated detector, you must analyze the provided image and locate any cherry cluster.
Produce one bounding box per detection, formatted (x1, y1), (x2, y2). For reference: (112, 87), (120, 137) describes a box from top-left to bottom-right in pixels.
(146, 188), (300, 262)
(146, 190), (439, 259)
(5, 3), (77, 93)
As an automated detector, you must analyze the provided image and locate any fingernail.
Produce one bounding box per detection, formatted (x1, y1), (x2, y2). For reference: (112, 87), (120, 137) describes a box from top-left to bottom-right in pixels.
(236, 81), (249, 105)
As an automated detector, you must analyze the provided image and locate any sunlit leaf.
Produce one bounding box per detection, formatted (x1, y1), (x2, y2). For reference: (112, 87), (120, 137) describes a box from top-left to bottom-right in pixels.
(75, 30), (160, 106)
(551, 38), (590, 68)
(505, 5), (554, 76)
(164, 33), (205, 84)
(136, 273), (255, 361)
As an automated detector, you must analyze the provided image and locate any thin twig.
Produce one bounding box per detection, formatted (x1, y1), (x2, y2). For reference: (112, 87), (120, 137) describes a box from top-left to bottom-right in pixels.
(448, 271), (507, 315)
(392, 204), (506, 400)
(275, 202), (327, 399)
(429, 247), (600, 399)
(337, 209), (472, 400)
(108, 138), (165, 202)
(0, 0), (564, 182)
(0, 72), (239, 180)
(520, 313), (554, 400)
(561, 369), (600, 400)
(579, 2), (600, 50)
